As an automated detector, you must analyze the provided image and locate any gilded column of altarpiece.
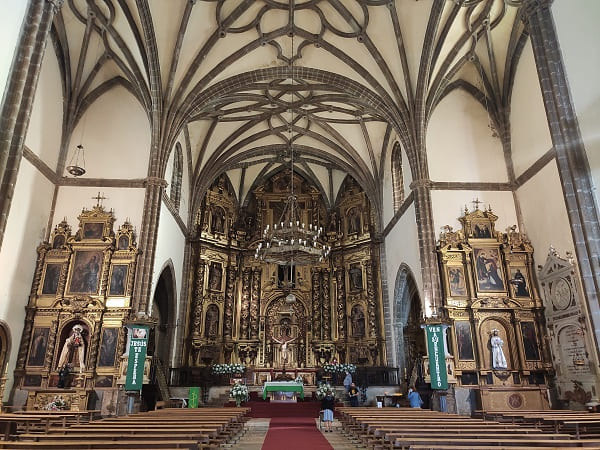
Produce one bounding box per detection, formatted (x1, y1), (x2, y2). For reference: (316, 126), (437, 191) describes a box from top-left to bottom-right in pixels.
(15, 204), (139, 412)
(435, 206), (553, 411)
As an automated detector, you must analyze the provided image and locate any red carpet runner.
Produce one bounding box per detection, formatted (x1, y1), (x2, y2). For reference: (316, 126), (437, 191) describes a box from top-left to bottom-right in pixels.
(261, 417), (333, 450)
(246, 401), (333, 450)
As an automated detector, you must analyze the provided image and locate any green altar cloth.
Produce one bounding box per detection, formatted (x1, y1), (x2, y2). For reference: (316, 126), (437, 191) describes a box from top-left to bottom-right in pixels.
(262, 381), (304, 400)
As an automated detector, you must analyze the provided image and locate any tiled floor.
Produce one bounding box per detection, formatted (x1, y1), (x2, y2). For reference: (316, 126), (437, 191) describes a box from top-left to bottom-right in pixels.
(227, 419), (361, 449)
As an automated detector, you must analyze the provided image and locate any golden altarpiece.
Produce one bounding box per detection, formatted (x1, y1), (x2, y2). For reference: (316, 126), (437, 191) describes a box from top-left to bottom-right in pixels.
(187, 173), (386, 384)
(12, 202), (139, 412)
(434, 205), (553, 411)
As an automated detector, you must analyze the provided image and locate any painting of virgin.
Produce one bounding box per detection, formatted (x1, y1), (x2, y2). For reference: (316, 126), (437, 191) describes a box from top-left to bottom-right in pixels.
(473, 247), (506, 292)
(455, 321), (475, 360)
(27, 328), (49, 367)
(98, 328), (118, 367)
(68, 250), (103, 294)
(109, 265), (128, 296)
(41, 263), (61, 295)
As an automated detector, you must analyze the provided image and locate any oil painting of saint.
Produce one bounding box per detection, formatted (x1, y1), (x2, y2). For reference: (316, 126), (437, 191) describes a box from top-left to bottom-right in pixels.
(473, 247), (505, 292)
(42, 263), (61, 295)
(27, 328), (49, 367)
(83, 222), (104, 239)
(69, 251), (102, 294)
(447, 266), (467, 296)
(510, 268), (530, 297)
(109, 265), (128, 296)
(98, 328), (118, 367)
(455, 321), (474, 360)
(520, 322), (540, 360)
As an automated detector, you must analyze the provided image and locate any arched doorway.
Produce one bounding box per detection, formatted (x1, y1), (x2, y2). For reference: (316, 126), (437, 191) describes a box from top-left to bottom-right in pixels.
(393, 265), (426, 389)
(151, 266), (176, 365)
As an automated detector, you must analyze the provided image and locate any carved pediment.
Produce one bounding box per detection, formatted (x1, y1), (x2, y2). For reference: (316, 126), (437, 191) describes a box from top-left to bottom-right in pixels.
(538, 246), (576, 279)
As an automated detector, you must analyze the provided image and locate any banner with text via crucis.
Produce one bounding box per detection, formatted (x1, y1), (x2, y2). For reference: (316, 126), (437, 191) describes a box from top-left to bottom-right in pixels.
(125, 325), (149, 391)
(425, 324), (448, 390)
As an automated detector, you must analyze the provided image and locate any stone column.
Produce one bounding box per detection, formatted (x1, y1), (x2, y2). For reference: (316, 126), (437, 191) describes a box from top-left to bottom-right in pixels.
(0, 0), (63, 251)
(133, 177), (166, 314)
(411, 180), (443, 317)
(521, 0), (600, 348)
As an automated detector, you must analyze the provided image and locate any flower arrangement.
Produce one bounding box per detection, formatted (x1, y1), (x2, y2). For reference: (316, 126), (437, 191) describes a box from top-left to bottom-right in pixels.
(211, 363), (245, 375)
(316, 382), (334, 400)
(230, 382), (249, 406)
(44, 395), (67, 411)
(323, 362), (356, 374)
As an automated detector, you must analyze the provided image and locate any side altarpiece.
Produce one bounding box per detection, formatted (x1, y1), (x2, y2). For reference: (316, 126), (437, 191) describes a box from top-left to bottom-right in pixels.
(434, 206), (553, 411)
(12, 203), (139, 412)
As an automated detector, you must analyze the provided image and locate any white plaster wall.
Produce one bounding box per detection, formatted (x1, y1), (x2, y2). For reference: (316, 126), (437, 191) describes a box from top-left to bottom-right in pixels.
(553, 0), (600, 208)
(53, 187), (146, 234)
(430, 190), (517, 236)
(65, 86), (150, 179)
(427, 91), (507, 183)
(25, 41), (63, 169)
(151, 202), (186, 362)
(511, 41), (553, 178)
(0, 160), (54, 399)
(516, 161), (574, 264)
(0, 1), (27, 104)
(384, 203), (423, 314)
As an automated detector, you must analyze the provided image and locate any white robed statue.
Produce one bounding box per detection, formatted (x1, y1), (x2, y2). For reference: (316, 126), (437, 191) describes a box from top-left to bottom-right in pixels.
(490, 329), (507, 369)
(57, 324), (86, 372)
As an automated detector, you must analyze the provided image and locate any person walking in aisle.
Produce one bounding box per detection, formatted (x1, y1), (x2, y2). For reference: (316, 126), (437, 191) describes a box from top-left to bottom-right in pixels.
(321, 390), (335, 432)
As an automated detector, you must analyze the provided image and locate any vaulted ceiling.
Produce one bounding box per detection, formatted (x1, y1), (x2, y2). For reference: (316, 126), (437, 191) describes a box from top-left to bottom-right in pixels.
(51, 0), (527, 219)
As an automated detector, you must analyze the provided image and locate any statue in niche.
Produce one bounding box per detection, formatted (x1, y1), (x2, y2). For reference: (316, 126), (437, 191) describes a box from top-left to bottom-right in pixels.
(204, 304), (219, 338)
(209, 263), (222, 291)
(57, 324), (86, 372)
(349, 265), (363, 291)
(350, 305), (365, 338)
(347, 207), (361, 234)
(328, 211), (339, 233)
(490, 329), (507, 369)
(211, 206), (225, 233)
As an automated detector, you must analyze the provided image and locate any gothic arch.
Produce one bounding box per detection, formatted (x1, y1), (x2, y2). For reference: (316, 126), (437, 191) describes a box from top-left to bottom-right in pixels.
(391, 142), (404, 212)
(151, 261), (177, 366)
(393, 264), (421, 380)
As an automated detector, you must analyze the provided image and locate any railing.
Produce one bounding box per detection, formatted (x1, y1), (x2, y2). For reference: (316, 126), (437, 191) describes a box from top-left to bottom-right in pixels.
(169, 365), (400, 387)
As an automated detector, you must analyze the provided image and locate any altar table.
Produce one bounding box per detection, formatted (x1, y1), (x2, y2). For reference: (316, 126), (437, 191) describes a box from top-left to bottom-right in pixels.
(262, 381), (304, 400)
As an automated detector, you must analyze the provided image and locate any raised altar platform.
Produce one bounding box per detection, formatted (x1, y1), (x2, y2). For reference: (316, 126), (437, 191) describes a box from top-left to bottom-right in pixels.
(262, 381), (304, 401)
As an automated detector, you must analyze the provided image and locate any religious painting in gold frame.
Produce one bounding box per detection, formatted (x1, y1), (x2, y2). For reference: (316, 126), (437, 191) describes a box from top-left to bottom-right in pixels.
(27, 327), (49, 367)
(470, 219), (493, 239)
(446, 265), (468, 297)
(67, 250), (104, 295)
(108, 264), (128, 296)
(508, 265), (531, 298)
(40, 262), (62, 296)
(472, 246), (506, 293)
(455, 321), (475, 361)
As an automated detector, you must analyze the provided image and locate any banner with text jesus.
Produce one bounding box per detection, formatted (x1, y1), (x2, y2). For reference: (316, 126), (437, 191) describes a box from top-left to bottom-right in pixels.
(125, 325), (149, 391)
(425, 324), (448, 390)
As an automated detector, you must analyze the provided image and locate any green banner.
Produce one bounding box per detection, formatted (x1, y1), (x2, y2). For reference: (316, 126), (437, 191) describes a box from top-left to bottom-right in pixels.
(125, 325), (149, 391)
(188, 387), (200, 408)
(425, 324), (448, 390)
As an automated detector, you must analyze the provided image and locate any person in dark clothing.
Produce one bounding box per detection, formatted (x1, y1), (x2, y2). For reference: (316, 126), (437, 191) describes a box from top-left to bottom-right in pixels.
(321, 390), (335, 432)
(348, 383), (360, 407)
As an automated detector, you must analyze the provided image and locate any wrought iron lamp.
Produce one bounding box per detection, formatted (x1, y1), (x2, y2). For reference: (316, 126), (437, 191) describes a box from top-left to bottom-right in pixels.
(66, 144), (86, 177)
(254, 27), (331, 267)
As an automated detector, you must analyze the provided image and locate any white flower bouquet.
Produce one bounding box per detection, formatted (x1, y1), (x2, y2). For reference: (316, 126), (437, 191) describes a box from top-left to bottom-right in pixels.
(211, 363), (246, 375)
(44, 395), (67, 411)
(230, 382), (249, 405)
(323, 362), (356, 374)
(316, 382), (334, 400)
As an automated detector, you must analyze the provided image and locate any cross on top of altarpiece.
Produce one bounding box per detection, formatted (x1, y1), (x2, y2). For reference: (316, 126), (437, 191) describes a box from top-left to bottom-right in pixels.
(92, 192), (107, 207)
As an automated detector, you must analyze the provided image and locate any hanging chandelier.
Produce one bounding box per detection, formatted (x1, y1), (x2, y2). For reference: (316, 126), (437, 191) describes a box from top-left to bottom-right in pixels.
(254, 25), (331, 267)
(254, 192), (331, 266)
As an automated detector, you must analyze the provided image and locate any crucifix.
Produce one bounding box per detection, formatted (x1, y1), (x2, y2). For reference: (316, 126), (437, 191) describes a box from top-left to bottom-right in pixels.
(471, 198), (482, 211)
(92, 192), (107, 207)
